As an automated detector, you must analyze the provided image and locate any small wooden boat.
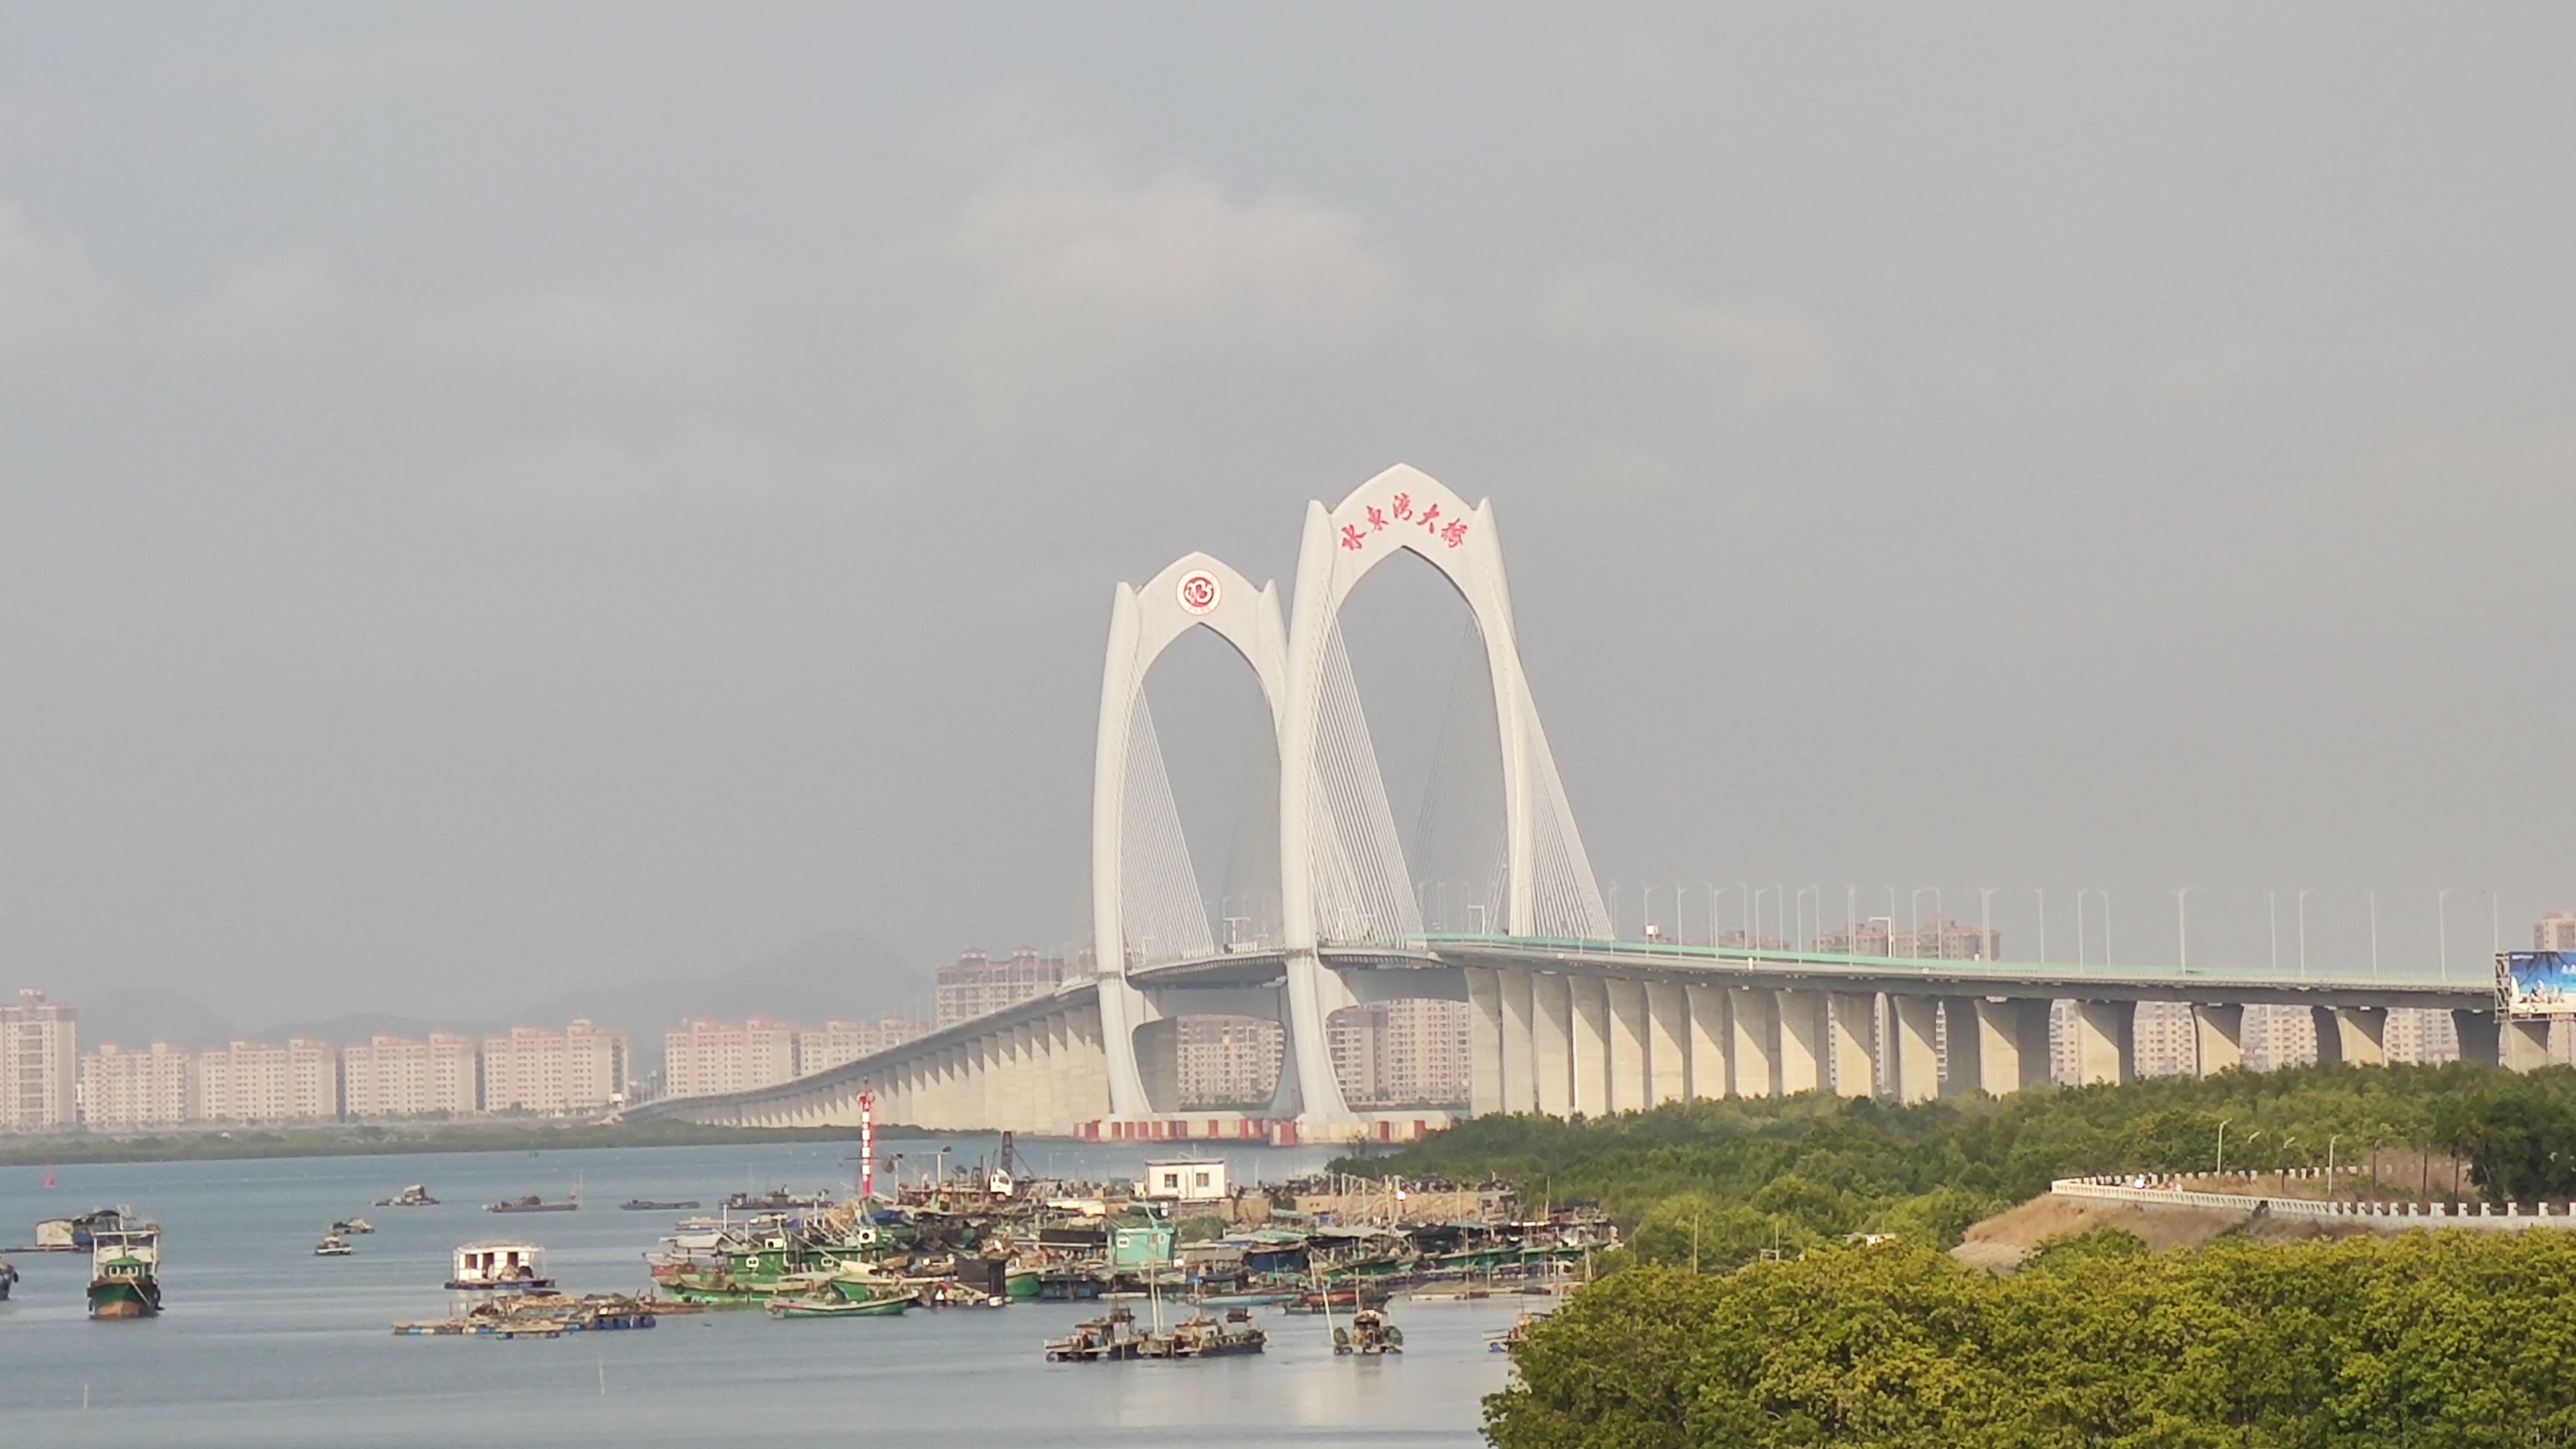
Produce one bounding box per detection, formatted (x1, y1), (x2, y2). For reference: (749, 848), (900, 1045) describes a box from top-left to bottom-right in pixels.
(1487, 1309), (1548, 1352)
(376, 1185), (437, 1208)
(1335, 1308), (1403, 1356)
(766, 1281), (916, 1319)
(334, 1218), (374, 1234)
(620, 1199), (702, 1211)
(314, 1233), (354, 1257)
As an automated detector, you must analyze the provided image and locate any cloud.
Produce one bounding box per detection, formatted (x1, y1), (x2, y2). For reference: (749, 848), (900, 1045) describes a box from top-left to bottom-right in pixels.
(945, 141), (1398, 384)
(1550, 272), (1836, 403)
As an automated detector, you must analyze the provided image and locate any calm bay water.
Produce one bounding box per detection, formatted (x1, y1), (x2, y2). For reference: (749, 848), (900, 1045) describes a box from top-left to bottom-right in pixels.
(2, 1138), (1518, 1447)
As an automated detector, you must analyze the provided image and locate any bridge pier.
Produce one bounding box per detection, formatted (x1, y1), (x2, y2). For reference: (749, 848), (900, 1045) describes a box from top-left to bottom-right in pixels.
(1570, 976), (1611, 1116)
(1728, 986), (1777, 1098)
(2070, 1001), (2135, 1085)
(2506, 1016), (2552, 1072)
(1777, 990), (1828, 1095)
(1890, 995), (1941, 1104)
(1686, 984), (1727, 1099)
(1826, 994), (1876, 1097)
(1647, 983), (1690, 1106)
(1607, 979), (1649, 1114)
(1938, 998), (1981, 1099)
(1500, 969), (1538, 1113)
(2314, 1006), (2388, 1068)
(1533, 973), (1574, 1116)
(2191, 1003), (2244, 1075)
(1466, 968), (1503, 1117)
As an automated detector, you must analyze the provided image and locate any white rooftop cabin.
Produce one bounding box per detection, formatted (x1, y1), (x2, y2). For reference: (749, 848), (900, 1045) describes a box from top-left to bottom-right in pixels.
(1140, 1159), (1229, 1202)
(448, 1241), (549, 1288)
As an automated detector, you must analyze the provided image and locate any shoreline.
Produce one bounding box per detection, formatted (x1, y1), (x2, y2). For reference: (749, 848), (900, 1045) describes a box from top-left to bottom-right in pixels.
(0, 1118), (974, 1169)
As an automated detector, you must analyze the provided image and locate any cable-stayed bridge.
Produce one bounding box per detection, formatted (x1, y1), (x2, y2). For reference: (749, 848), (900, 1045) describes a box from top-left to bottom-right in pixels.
(633, 466), (2511, 1144)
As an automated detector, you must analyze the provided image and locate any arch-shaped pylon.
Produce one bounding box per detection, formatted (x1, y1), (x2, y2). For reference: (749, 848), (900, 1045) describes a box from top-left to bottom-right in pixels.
(1278, 464), (1611, 1125)
(1089, 552), (1287, 1119)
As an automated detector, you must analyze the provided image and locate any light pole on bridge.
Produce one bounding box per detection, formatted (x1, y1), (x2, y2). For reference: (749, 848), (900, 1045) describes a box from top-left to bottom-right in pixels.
(2438, 888), (2451, 983)
(2034, 888), (2047, 965)
(2297, 889), (2312, 979)
(2176, 887), (2194, 972)
(2367, 891), (2380, 979)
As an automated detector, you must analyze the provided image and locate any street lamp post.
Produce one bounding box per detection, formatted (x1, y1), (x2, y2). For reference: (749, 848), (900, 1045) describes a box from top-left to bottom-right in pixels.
(2267, 891), (2278, 974)
(2217, 1118), (2232, 1174)
(2177, 887), (2195, 972)
(2438, 888), (2451, 982)
(2297, 889), (2312, 979)
(2367, 892), (2380, 978)
(2327, 1134), (2341, 1200)
(2035, 888), (2047, 965)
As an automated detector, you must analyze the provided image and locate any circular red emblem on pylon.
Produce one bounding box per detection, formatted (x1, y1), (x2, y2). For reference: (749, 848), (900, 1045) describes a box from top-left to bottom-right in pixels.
(1177, 569), (1220, 616)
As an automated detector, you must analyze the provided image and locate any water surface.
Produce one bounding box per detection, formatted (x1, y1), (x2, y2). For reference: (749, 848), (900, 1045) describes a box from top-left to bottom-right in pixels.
(2, 1139), (1518, 1447)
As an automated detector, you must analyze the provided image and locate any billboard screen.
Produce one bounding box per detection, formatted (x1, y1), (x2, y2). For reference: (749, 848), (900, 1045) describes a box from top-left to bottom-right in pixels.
(2502, 951), (2576, 1017)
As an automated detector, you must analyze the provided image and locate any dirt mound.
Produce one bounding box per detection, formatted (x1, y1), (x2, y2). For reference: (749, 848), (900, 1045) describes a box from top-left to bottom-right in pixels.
(1951, 1194), (2252, 1272)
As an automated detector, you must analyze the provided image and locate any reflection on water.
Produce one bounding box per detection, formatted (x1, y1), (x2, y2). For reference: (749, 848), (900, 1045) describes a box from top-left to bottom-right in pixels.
(1, 1138), (1519, 1447)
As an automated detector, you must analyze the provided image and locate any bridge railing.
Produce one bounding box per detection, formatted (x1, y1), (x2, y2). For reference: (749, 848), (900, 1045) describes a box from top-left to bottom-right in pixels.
(1422, 933), (2487, 994)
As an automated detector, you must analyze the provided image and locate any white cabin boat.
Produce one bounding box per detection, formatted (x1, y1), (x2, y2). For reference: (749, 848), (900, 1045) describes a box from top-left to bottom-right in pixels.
(446, 1241), (554, 1290)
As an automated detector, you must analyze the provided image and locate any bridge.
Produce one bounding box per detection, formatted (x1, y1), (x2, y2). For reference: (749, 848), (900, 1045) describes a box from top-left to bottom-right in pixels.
(632, 466), (2522, 1144)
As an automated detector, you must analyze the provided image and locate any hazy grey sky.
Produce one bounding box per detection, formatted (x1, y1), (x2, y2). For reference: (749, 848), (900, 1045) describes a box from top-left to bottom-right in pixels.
(5, 5), (2572, 1023)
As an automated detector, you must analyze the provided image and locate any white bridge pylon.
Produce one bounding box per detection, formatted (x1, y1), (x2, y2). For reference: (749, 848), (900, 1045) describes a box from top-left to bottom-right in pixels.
(1092, 464), (1611, 1128)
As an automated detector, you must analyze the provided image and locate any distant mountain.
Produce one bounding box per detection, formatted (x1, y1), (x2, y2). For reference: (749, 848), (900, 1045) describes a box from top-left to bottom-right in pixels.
(78, 987), (241, 1050)
(253, 1013), (479, 1046)
(496, 929), (933, 1078)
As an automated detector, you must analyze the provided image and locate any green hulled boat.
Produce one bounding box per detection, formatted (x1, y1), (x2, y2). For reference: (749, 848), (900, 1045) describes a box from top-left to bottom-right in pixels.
(88, 1224), (163, 1320)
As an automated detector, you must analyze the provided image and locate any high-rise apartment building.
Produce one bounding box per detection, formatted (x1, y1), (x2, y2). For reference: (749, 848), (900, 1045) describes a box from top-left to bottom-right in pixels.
(80, 1042), (194, 1129)
(343, 1035), (429, 1118)
(1176, 1015), (1284, 1108)
(195, 1043), (269, 1121)
(794, 1017), (927, 1077)
(481, 1021), (627, 1114)
(937, 949), (1069, 1027)
(1327, 999), (1472, 1108)
(1, 988), (79, 1131)
(2131, 1002), (2198, 1078)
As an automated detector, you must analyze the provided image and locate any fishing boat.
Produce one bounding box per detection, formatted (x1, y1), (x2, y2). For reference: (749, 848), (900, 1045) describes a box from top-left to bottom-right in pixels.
(1335, 1307), (1404, 1356)
(1045, 1306), (1147, 1361)
(88, 1222), (163, 1319)
(447, 1241), (556, 1290)
(620, 1199), (701, 1211)
(724, 1187), (832, 1211)
(315, 1232), (355, 1257)
(1487, 1309), (1548, 1353)
(1142, 1309), (1267, 1358)
(376, 1185), (438, 1208)
(335, 1218), (374, 1234)
(487, 1192), (579, 1214)
(766, 1281), (917, 1319)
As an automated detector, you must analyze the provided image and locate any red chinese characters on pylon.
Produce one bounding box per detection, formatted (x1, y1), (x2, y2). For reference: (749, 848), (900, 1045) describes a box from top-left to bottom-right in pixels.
(1338, 495), (1470, 552)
